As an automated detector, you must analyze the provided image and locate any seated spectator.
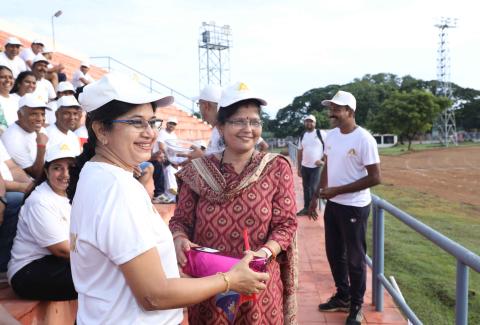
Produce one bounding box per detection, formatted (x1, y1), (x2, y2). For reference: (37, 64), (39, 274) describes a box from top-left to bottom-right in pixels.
(7, 143), (77, 300)
(9, 71), (36, 99)
(31, 54), (55, 104)
(151, 117), (179, 204)
(1, 94), (50, 179)
(42, 47), (66, 90)
(0, 37), (26, 79)
(46, 96), (81, 155)
(45, 81), (76, 126)
(72, 62), (94, 90)
(0, 141), (33, 282)
(0, 66), (15, 132)
(19, 39), (44, 70)
(8, 71), (37, 126)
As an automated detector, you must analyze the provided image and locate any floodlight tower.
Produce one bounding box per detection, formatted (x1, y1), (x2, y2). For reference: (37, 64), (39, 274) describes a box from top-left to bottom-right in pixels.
(198, 22), (231, 90)
(434, 17), (458, 146)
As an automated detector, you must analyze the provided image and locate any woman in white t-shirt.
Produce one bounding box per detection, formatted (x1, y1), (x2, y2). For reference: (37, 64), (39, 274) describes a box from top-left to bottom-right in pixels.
(68, 74), (268, 325)
(7, 143), (77, 300)
(0, 66), (16, 131)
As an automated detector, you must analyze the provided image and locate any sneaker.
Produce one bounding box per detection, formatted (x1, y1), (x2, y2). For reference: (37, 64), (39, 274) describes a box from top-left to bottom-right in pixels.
(296, 208), (308, 216)
(318, 294), (350, 312)
(346, 304), (363, 325)
(152, 194), (174, 204)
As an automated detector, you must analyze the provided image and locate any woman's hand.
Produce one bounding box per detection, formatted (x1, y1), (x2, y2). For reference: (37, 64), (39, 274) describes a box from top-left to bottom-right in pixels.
(227, 252), (269, 295)
(173, 235), (198, 267)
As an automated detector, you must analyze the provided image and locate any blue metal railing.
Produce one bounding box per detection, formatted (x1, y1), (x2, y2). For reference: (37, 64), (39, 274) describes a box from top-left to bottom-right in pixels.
(287, 142), (480, 325)
(89, 56), (196, 113)
(371, 195), (480, 325)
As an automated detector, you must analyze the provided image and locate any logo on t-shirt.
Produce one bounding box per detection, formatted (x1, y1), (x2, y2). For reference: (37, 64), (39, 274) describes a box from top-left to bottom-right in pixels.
(347, 149), (357, 156)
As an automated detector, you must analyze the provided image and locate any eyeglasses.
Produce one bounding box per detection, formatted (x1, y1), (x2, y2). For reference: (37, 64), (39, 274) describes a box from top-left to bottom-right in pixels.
(111, 118), (163, 131)
(225, 119), (263, 128)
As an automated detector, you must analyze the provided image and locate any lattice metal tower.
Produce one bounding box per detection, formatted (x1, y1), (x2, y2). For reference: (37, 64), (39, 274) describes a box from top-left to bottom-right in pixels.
(434, 17), (458, 146)
(198, 22), (231, 90)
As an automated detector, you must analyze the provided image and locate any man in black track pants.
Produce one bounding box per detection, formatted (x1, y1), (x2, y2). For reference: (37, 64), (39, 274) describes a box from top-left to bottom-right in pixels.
(308, 90), (381, 325)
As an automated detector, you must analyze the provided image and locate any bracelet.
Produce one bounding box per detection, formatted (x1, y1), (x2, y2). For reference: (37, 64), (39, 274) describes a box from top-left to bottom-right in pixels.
(172, 232), (188, 241)
(262, 244), (277, 260)
(260, 247), (272, 259)
(217, 272), (230, 293)
(37, 144), (46, 148)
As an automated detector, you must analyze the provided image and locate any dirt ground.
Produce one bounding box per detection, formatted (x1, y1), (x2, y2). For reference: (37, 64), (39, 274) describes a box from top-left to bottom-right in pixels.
(380, 146), (480, 208)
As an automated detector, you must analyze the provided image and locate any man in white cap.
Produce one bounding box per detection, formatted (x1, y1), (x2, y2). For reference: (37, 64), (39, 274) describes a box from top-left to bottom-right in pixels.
(46, 95), (82, 156)
(151, 116), (179, 204)
(19, 39), (44, 69)
(72, 61), (94, 90)
(0, 37), (27, 78)
(45, 81), (77, 125)
(31, 54), (56, 104)
(296, 114), (326, 216)
(310, 90), (381, 325)
(1, 93), (51, 178)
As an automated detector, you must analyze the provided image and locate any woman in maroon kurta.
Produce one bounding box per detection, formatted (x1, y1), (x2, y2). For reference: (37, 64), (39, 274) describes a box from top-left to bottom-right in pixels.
(170, 83), (298, 325)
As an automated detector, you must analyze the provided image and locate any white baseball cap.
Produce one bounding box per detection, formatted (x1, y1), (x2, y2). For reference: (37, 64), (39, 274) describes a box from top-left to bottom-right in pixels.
(80, 61), (90, 68)
(32, 54), (49, 65)
(218, 82), (267, 108)
(57, 81), (75, 93)
(31, 39), (45, 46)
(194, 85), (222, 103)
(167, 116), (178, 124)
(57, 95), (81, 109)
(5, 37), (22, 46)
(304, 114), (316, 123)
(79, 73), (174, 113)
(321, 90), (357, 111)
(18, 93), (51, 111)
(45, 142), (78, 163)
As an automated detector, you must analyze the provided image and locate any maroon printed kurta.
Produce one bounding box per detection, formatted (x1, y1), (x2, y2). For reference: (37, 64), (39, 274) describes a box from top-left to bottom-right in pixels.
(170, 153), (297, 325)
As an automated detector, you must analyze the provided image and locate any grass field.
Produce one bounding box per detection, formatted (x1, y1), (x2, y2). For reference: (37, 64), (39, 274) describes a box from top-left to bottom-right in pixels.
(369, 184), (480, 324)
(379, 141), (480, 156)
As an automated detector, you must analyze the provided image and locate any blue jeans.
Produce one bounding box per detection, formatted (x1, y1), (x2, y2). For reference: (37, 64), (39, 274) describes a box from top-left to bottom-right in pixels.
(301, 166), (321, 210)
(0, 192), (24, 272)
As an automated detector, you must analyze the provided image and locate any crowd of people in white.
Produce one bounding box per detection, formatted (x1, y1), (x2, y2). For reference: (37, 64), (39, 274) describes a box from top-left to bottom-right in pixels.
(0, 35), (271, 310)
(0, 36), (202, 296)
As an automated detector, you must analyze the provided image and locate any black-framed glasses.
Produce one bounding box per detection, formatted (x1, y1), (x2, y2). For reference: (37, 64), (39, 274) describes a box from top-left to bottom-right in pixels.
(226, 119), (263, 128)
(111, 118), (163, 131)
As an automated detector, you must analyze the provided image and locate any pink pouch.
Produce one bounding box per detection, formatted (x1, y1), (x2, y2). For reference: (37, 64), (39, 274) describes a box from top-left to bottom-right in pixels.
(183, 247), (267, 277)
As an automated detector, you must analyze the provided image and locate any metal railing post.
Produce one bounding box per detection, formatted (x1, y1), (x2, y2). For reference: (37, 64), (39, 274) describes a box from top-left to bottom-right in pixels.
(108, 57), (111, 72)
(455, 260), (468, 325)
(375, 207), (385, 311)
(372, 204), (378, 306)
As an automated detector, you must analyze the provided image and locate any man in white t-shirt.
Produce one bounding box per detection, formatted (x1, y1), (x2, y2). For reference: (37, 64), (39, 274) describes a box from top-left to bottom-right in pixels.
(46, 96), (81, 155)
(1, 94), (50, 179)
(19, 39), (44, 70)
(0, 141), (33, 279)
(31, 54), (56, 104)
(151, 117), (178, 203)
(0, 37), (27, 79)
(72, 62), (94, 90)
(310, 91), (381, 325)
(296, 114), (326, 216)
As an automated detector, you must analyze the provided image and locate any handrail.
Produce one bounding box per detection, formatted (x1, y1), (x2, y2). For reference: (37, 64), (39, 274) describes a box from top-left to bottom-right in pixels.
(287, 142), (479, 325)
(89, 56), (196, 113)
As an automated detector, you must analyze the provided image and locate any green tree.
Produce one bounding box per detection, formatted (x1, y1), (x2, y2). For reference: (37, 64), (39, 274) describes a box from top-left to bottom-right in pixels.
(370, 90), (450, 150)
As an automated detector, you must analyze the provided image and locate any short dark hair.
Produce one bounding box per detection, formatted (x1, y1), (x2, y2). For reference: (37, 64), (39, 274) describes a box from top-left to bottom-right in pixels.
(217, 99), (261, 126)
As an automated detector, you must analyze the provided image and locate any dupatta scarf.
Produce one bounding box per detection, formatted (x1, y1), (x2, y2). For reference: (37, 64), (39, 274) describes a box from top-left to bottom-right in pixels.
(176, 152), (298, 325)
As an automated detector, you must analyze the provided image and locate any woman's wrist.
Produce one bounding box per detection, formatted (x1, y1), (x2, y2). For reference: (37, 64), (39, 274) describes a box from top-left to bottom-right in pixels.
(172, 232), (188, 241)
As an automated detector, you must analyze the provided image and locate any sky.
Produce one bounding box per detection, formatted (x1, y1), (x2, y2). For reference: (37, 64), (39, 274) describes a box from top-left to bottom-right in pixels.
(1, 0), (479, 117)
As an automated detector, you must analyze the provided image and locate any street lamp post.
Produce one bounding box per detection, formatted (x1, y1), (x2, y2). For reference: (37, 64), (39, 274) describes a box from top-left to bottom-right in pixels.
(51, 10), (63, 50)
